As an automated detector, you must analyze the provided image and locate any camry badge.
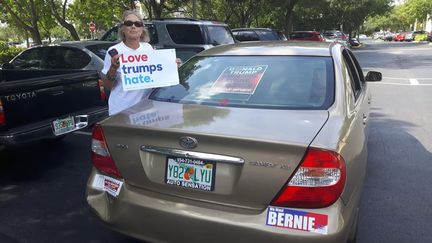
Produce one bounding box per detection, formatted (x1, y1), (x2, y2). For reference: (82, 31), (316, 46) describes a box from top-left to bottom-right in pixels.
(179, 136), (198, 149)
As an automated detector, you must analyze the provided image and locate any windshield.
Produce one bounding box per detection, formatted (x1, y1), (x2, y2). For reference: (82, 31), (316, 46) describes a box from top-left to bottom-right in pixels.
(151, 55), (334, 109)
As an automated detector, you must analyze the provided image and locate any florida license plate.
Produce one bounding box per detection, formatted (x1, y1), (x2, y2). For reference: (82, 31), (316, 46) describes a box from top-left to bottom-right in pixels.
(52, 116), (75, 136)
(165, 156), (216, 191)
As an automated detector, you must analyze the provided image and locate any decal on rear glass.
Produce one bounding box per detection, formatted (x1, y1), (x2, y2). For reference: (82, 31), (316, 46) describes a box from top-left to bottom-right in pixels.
(266, 206), (328, 235)
(210, 65), (268, 94)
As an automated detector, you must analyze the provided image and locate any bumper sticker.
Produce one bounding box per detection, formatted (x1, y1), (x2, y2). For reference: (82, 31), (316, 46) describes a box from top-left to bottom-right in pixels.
(266, 207), (328, 235)
(92, 174), (124, 197)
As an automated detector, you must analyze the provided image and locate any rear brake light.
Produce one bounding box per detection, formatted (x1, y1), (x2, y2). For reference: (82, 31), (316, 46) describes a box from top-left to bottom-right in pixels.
(91, 124), (122, 178)
(98, 79), (107, 101)
(0, 99), (5, 126)
(271, 148), (346, 208)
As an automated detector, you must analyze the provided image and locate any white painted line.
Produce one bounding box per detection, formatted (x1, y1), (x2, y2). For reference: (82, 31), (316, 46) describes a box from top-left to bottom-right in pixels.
(74, 131), (92, 136)
(409, 79), (419, 85)
(371, 82), (432, 86)
(382, 77), (432, 80)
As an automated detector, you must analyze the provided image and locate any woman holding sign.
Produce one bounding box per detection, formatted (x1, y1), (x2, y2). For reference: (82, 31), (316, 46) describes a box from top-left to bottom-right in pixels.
(102, 10), (164, 115)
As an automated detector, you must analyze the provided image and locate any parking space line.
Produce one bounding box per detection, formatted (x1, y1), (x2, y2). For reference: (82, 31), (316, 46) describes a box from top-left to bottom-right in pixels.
(383, 77), (432, 80)
(372, 83), (432, 86)
(409, 79), (419, 85)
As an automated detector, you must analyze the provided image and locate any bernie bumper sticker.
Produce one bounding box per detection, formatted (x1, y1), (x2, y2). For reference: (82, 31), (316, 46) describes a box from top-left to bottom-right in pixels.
(266, 207), (328, 235)
(92, 174), (124, 197)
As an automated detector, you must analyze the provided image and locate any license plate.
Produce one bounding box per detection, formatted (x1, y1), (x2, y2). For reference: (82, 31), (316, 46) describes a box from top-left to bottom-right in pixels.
(165, 156), (216, 191)
(52, 116), (75, 135)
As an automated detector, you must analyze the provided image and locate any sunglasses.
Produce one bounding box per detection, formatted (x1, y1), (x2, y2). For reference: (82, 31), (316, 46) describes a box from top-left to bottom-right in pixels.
(123, 20), (143, 27)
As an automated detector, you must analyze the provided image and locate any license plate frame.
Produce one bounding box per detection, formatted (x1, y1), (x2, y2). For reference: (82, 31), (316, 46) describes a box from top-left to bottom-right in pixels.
(52, 116), (75, 136)
(165, 156), (216, 191)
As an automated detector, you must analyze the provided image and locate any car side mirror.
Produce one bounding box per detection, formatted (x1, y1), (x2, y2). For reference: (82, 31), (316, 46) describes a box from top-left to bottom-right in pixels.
(1, 63), (15, 70)
(365, 71), (382, 82)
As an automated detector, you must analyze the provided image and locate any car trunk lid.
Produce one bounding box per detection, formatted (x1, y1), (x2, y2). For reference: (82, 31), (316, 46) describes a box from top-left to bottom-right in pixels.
(101, 101), (329, 210)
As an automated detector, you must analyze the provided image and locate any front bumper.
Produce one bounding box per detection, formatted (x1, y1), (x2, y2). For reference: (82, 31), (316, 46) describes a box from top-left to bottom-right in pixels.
(86, 169), (356, 243)
(0, 107), (107, 145)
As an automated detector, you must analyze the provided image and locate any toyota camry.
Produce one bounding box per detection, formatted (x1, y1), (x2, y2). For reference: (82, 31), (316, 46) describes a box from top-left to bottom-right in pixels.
(86, 41), (381, 243)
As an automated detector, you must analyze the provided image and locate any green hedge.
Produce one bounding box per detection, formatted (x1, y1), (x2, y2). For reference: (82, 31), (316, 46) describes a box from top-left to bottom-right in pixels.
(0, 41), (25, 64)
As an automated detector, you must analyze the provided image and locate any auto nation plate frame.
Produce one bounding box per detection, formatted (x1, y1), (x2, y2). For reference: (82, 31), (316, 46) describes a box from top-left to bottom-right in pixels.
(165, 156), (216, 191)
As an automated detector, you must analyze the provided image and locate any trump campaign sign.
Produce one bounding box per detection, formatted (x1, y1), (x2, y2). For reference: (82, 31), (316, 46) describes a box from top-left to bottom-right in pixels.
(119, 49), (179, 91)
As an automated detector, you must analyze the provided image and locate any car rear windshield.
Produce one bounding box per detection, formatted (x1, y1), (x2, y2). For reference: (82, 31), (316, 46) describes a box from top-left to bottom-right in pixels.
(206, 26), (236, 45)
(166, 24), (205, 44)
(151, 55), (334, 109)
(85, 43), (116, 59)
(255, 30), (280, 40)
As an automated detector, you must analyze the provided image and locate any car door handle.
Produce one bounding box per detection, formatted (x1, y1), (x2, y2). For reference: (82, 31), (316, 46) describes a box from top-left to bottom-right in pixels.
(362, 114), (367, 125)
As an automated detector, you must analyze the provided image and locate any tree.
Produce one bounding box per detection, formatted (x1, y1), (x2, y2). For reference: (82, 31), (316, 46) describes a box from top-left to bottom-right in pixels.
(400, 0), (432, 24)
(49, 0), (80, 40)
(224, 0), (263, 28)
(0, 0), (49, 45)
(139, 0), (189, 19)
(68, 0), (133, 39)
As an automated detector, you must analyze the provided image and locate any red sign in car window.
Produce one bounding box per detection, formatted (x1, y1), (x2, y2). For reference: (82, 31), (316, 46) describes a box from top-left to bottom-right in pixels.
(210, 65), (268, 94)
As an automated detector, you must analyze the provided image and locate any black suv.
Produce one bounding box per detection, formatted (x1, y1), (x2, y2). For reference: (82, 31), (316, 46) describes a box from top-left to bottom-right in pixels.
(101, 18), (236, 62)
(231, 28), (287, 42)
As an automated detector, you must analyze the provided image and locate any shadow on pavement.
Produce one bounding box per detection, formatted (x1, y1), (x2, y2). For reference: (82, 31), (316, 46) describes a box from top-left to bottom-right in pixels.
(358, 109), (432, 243)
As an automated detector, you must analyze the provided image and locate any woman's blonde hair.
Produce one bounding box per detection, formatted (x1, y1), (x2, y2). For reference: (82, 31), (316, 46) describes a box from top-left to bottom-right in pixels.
(118, 10), (150, 42)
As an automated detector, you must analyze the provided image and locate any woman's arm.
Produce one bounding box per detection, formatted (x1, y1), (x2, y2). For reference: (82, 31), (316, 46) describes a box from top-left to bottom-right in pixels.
(103, 54), (120, 90)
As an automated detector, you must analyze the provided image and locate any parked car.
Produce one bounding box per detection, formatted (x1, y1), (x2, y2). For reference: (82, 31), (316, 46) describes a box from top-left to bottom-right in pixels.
(86, 41), (381, 243)
(289, 31), (325, 42)
(393, 32), (407, 42)
(0, 41), (113, 145)
(232, 28), (287, 42)
(5, 41), (115, 71)
(414, 31), (429, 41)
(323, 30), (348, 41)
(384, 32), (394, 41)
(405, 30), (428, 42)
(101, 18), (236, 62)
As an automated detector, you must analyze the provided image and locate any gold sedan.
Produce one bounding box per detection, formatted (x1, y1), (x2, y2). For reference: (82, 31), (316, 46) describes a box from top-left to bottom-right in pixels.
(86, 41), (381, 243)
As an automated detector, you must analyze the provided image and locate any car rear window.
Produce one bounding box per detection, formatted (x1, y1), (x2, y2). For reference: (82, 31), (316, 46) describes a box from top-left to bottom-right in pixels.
(166, 24), (205, 44)
(85, 43), (116, 59)
(233, 31), (260, 41)
(206, 26), (235, 45)
(290, 32), (312, 39)
(255, 30), (280, 40)
(44, 47), (91, 69)
(151, 56), (334, 109)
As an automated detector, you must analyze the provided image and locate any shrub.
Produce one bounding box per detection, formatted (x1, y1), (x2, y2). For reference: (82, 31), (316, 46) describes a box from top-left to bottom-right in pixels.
(0, 41), (25, 64)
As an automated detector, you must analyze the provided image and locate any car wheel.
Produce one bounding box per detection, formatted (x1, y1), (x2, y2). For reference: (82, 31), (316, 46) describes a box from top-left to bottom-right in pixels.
(347, 208), (359, 243)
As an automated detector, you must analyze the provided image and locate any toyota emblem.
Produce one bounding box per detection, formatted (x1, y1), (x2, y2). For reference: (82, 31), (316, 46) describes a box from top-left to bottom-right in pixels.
(179, 136), (198, 149)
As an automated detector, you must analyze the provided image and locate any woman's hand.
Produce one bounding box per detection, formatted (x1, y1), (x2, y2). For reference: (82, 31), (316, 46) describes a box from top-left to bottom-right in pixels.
(111, 54), (120, 70)
(175, 58), (182, 68)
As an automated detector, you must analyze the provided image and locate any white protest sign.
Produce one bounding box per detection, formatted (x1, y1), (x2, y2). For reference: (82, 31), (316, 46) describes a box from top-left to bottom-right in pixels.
(119, 49), (179, 91)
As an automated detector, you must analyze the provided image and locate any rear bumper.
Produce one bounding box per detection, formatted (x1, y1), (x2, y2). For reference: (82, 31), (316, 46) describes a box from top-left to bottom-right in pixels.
(0, 107), (107, 145)
(86, 170), (355, 243)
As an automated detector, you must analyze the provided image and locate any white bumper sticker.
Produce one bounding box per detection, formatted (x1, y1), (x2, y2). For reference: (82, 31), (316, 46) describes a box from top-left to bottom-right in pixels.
(92, 174), (124, 197)
(266, 206), (329, 235)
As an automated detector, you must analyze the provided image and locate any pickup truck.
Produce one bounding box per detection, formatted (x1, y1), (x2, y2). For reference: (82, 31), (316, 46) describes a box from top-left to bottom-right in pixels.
(0, 69), (108, 145)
